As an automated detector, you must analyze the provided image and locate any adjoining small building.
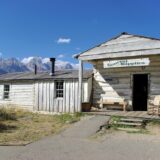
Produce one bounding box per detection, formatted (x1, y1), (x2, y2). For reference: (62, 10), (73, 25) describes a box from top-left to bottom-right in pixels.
(76, 32), (160, 115)
(0, 59), (92, 113)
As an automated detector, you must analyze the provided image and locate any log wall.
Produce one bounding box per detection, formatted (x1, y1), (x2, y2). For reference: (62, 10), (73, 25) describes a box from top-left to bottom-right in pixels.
(92, 55), (160, 110)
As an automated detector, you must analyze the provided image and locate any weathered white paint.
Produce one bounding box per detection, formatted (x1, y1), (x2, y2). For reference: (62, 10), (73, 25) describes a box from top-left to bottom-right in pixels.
(0, 78), (92, 113)
(34, 79), (91, 113)
(92, 55), (160, 110)
(0, 82), (34, 110)
(78, 60), (83, 112)
(103, 58), (150, 68)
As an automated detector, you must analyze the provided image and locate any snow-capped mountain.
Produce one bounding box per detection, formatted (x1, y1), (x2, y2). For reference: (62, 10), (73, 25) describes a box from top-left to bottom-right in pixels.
(22, 57), (50, 71)
(0, 58), (29, 73)
(0, 57), (78, 74)
(21, 57), (77, 71)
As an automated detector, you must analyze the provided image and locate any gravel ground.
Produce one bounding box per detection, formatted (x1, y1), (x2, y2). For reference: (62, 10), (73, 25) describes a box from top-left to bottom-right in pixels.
(0, 115), (160, 160)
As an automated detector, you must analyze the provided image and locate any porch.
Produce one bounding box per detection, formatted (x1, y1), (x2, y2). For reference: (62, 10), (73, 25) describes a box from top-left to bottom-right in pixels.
(86, 110), (160, 120)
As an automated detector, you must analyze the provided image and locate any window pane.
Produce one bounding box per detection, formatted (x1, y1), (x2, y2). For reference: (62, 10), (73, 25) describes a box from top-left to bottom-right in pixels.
(56, 81), (63, 98)
(4, 85), (10, 99)
(4, 85), (10, 91)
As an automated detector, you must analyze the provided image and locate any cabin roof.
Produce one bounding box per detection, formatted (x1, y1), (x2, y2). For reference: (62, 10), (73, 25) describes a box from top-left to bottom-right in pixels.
(0, 70), (92, 82)
(76, 32), (160, 61)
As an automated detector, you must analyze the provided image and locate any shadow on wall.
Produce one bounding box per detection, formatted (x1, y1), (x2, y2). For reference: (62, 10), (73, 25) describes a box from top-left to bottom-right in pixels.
(92, 69), (132, 110)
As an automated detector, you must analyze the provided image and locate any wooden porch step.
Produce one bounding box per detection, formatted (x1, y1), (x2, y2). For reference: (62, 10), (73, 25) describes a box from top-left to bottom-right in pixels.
(115, 121), (142, 127)
(120, 118), (144, 123)
(117, 127), (141, 132)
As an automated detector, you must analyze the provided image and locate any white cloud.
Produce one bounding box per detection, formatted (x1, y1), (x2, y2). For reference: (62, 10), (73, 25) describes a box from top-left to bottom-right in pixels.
(42, 58), (50, 63)
(57, 54), (64, 58)
(71, 63), (79, 69)
(0, 52), (2, 57)
(21, 56), (79, 70)
(21, 57), (34, 64)
(56, 38), (71, 44)
(55, 59), (79, 69)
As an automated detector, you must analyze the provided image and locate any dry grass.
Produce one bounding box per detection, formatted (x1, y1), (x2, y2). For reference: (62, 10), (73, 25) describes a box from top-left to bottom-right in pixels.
(0, 107), (83, 145)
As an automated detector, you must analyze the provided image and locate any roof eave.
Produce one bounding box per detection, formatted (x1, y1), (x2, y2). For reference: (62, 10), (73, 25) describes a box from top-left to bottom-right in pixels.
(78, 49), (160, 61)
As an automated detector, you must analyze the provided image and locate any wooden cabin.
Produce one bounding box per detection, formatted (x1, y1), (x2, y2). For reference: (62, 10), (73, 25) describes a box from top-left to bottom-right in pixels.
(0, 70), (92, 113)
(76, 32), (160, 115)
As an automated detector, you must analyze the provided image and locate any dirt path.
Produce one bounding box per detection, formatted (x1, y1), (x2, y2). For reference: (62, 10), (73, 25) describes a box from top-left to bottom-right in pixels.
(0, 115), (160, 160)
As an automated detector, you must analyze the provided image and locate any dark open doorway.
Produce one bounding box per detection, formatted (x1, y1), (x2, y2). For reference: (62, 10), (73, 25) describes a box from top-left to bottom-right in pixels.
(132, 74), (148, 111)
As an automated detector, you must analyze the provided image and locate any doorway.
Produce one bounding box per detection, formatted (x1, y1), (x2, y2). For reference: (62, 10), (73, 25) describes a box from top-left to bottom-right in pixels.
(132, 74), (148, 111)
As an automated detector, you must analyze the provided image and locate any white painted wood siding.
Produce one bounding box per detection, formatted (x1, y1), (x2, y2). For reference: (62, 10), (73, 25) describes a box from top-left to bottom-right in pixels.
(92, 55), (160, 109)
(34, 79), (92, 113)
(0, 78), (92, 113)
(0, 82), (34, 110)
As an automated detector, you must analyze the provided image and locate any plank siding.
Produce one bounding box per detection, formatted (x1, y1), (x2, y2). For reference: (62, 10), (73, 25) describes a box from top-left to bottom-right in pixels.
(34, 79), (92, 113)
(92, 55), (160, 109)
(0, 82), (34, 110)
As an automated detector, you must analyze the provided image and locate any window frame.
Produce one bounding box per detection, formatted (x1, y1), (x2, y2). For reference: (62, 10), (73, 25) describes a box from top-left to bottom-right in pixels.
(55, 81), (64, 98)
(3, 84), (10, 100)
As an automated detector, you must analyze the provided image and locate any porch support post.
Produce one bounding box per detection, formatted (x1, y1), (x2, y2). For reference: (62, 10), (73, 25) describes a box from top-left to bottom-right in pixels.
(78, 60), (83, 112)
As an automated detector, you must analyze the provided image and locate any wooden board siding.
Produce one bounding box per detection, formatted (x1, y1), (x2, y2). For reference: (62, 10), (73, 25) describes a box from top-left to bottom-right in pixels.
(0, 82), (34, 110)
(34, 79), (92, 113)
(92, 55), (160, 109)
(0, 77), (92, 113)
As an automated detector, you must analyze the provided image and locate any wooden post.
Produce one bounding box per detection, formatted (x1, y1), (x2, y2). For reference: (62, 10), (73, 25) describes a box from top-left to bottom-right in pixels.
(78, 60), (83, 112)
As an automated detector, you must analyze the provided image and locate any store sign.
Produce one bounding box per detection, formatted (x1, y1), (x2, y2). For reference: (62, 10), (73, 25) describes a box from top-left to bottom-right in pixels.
(103, 58), (150, 68)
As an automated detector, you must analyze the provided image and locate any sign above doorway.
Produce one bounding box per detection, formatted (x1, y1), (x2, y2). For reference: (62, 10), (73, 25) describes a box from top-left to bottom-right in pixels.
(103, 58), (150, 68)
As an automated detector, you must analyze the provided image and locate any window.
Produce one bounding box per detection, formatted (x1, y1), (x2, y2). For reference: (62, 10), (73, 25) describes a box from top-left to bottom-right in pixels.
(56, 81), (63, 98)
(4, 84), (10, 99)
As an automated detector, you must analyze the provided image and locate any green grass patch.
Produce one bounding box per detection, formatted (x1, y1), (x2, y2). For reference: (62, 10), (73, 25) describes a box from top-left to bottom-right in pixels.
(146, 119), (160, 125)
(0, 108), (83, 145)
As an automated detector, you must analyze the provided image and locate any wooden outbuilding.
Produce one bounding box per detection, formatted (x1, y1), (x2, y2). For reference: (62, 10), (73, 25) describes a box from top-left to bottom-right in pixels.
(0, 69), (92, 113)
(76, 32), (160, 115)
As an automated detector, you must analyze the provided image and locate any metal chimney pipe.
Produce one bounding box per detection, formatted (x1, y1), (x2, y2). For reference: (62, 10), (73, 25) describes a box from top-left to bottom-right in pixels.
(50, 58), (55, 76)
(34, 64), (37, 75)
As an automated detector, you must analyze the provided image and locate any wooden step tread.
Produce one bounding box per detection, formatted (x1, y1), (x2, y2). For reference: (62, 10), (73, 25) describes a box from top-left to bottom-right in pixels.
(115, 122), (142, 126)
(117, 127), (141, 132)
(120, 118), (144, 123)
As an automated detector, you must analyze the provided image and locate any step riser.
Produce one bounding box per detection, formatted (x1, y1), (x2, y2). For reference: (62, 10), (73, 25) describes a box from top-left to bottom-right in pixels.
(111, 118), (146, 128)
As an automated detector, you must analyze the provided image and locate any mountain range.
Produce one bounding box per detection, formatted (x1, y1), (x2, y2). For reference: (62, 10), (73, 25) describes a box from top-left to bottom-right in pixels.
(0, 57), (79, 74)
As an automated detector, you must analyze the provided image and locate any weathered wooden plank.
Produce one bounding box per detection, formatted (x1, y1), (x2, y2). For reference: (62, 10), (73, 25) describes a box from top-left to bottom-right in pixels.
(62, 81), (66, 112)
(58, 99), (63, 113)
(70, 81), (73, 113)
(78, 60), (83, 112)
(50, 82), (54, 112)
(75, 81), (78, 112)
(46, 82), (50, 111)
(65, 81), (70, 112)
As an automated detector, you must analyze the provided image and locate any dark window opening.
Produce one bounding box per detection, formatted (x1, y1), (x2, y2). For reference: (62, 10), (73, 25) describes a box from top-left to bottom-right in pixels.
(4, 84), (10, 99)
(56, 81), (64, 98)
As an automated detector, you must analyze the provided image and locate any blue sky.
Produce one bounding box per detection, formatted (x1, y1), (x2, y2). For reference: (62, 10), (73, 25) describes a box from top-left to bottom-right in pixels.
(0, 0), (160, 65)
